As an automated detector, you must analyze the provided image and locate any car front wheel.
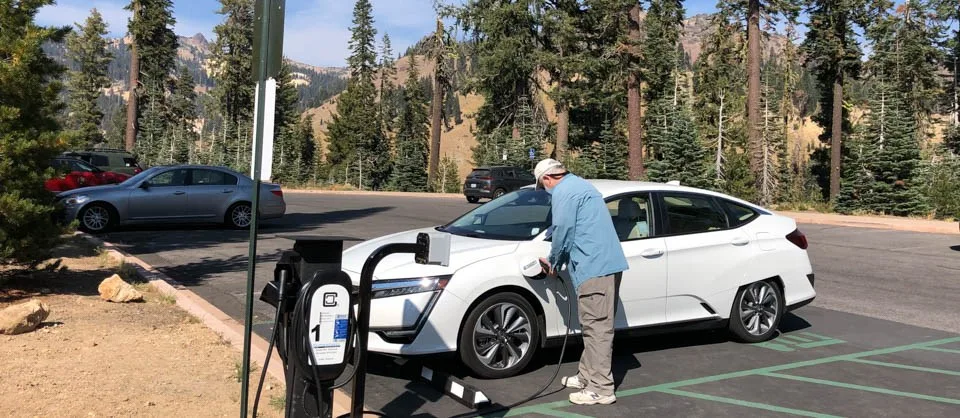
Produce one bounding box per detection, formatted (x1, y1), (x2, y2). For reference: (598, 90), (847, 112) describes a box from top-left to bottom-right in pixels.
(728, 280), (784, 343)
(459, 292), (540, 379)
(226, 202), (253, 229)
(466, 196), (480, 203)
(79, 203), (115, 233)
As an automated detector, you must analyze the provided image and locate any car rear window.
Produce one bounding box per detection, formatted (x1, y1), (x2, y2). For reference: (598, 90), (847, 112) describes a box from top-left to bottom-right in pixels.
(720, 199), (758, 227)
(469, 169), (491, 178)
(89, 155), (109, 166)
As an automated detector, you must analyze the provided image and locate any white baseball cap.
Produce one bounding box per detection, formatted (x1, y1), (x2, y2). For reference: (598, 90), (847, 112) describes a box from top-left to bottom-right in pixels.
(534, 158), (566, 188)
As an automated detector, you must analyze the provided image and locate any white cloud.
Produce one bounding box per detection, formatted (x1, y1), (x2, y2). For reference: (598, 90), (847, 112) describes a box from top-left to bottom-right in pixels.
(37, 0), (131, 36)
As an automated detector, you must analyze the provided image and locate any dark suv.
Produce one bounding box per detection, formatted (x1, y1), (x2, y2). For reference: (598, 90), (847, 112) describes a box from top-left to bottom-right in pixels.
(63, 148), (143, 176)
(463, 166), (536, 203)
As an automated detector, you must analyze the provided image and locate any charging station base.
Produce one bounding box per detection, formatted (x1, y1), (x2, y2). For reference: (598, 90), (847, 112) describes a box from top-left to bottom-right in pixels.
(419, 366), (490, 410)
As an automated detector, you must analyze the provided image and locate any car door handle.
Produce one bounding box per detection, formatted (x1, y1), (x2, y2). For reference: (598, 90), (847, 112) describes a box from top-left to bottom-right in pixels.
(173, 191), (186, 195)
(640, 248), (664, 258)
(730, 237), (749, 246)
(222, 189), (234, 193)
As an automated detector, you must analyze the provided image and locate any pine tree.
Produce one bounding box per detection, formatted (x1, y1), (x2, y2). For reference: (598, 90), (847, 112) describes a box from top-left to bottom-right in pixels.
(128, 0), (177, 166)
(389, 55), (430, 192)
(211, 0), (255, 169)
(646, 106), (710, 188)
(104, 105), (128, 149)
(327, 0), (389, 189)
(379, 33), (398, 134)
(597, 120), (630, 181)
(864, 84), (928, 216)
(801, 0), (865, 200)
(757, 57), (785, 206)
(427, 17), (456, 189)
(694, 8), (746, 189)
(440, 155), (462, 193)
(65, 9), (112, 147)
(0, 0), (69, 262)
(835, 123), (874, 213)
(168, 66), (197, 164)
(296, 115), (319, 184)
(536, 0), (586, 163)
(934, 0), (958, 130)
(272, 62), (301, 184)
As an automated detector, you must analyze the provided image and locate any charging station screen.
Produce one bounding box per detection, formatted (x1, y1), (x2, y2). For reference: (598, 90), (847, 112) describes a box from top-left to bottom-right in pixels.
(308, 284), (350, 365)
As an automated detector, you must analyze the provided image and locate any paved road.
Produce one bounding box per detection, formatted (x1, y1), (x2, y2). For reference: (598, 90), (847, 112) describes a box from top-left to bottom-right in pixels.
(99, 193), (960, 416)
(101, 192), (960, 336)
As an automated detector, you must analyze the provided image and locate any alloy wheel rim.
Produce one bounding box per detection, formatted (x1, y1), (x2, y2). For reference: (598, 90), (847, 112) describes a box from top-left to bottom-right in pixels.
(83, 206), (109, 231)
(739, 282), (779, 336)
(232, 205), (252, 227)
(473, 302), (531, 370)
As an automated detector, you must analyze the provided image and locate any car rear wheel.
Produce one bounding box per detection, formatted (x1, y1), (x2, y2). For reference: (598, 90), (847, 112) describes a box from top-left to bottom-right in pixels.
(493, 188), (506, 199)
(226, 202), (253, 229)
(728, 280), (784, 343)
(79, 203), (115, 233)
(459, 292), (540, 379)
(466, 196), (480, 203)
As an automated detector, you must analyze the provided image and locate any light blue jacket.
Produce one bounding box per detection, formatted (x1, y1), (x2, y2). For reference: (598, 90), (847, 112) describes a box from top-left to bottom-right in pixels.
(547, 174), (629, 291)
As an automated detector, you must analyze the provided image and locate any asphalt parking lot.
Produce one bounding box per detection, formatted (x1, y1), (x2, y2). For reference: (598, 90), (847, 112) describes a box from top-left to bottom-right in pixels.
(100, 192), (960, 417)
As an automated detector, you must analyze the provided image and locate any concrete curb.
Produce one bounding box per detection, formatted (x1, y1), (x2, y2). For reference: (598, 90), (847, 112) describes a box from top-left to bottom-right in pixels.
(76, 232), (354, 416)
(285, 189), (464, 199)
(778, 211), (959, 235)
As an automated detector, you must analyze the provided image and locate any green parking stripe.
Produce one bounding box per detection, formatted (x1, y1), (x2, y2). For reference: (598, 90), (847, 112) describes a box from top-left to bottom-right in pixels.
(762, 372), (960, 405)
(499, 337), (960, 417)
(779, 334), (813, 343)
(847, 358), (960, 376)
(523, 407), (594, 418)
(917, 346), (960, 355)
(658, 389), (841, 418)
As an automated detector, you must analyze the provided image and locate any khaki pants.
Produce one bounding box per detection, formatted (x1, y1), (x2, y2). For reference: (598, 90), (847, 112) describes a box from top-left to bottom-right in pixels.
(576, 273), (621, 396)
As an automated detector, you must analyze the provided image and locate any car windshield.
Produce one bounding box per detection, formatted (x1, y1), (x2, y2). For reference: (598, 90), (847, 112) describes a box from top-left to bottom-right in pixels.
(118, 167), (160, 185)
(73, 160), (100, 172)
(442, 188), (552, 241)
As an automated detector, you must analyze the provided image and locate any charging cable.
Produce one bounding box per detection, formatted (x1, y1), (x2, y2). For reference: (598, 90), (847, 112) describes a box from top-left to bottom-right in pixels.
(448, 275), (575, 418)
(252, 268), (289, 418)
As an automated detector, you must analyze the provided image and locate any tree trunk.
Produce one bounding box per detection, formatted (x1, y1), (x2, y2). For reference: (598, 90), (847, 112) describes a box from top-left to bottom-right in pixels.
(746, 0), (761, 185)
(429, 73), (443, 190)
(830, 74), (843, 200)
(627, 3), (644, 180)
(124, 1), (140, 152)
(716, 92), (725, 181)
(953, 56), (958, 127)
(556, 101), (569, 162)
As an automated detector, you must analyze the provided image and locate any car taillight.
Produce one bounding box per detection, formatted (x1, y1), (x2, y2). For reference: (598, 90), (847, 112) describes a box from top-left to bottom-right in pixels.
(786, 229), (808, 249)
(475, 176), (492, 180)
(271, 190), (283, 197)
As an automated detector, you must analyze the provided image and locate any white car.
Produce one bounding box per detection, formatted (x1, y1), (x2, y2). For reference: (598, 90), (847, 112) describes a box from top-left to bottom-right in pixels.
(341, 180), (816, 378)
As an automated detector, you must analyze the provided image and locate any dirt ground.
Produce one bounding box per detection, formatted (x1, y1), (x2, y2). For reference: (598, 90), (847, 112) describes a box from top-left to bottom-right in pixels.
(0, 237), (283, 418)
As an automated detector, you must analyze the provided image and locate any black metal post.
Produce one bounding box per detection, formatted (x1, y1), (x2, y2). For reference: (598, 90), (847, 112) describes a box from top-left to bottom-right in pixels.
(351, 243), (423, 417)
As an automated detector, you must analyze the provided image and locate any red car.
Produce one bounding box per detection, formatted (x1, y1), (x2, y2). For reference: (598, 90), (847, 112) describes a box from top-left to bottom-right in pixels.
(45, 157), (131, 193)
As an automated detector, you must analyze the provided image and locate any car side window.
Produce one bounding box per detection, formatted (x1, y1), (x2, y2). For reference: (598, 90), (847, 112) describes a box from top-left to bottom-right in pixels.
(90, 155), (109, 166)
(662, 193), (728, 235)
(148, 169), (187, 187)
(505, 170), (517, 179)
(720, 199), (758, 228)
(191, 169), (236, 186)
(606, 194), (653, 241)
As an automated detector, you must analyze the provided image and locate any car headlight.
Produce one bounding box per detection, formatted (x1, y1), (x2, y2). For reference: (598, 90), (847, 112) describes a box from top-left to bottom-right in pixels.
(371, 275), (451, 299)
(63, 195), (90, 207)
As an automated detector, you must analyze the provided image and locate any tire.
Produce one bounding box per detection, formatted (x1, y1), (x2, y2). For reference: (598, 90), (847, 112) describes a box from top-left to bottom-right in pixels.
(466, 196), (480, 203)
(459, 292), (540, 379)
(493, 188), (506, 199)
(728, 280), (785, 343)
(78, 203), (115, 233)
(226, 202), (253, 229)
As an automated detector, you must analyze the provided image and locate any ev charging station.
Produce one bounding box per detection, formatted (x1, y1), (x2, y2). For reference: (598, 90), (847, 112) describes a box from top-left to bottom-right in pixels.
(256, 233), (450, 418)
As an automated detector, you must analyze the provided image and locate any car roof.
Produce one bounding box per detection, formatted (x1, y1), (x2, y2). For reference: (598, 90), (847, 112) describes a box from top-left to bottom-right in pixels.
(586, 179), (770, 213)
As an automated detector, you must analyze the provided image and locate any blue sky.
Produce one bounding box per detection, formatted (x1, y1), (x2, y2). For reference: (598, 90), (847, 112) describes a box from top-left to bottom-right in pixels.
(36, 1), (805, 68)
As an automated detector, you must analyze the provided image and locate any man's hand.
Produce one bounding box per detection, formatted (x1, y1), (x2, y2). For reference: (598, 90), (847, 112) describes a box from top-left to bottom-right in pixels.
(539, 257), (555, 276)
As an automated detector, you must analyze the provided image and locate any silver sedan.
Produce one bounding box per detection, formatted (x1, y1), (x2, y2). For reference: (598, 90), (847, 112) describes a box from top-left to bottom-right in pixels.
(56, 165), (286, 233)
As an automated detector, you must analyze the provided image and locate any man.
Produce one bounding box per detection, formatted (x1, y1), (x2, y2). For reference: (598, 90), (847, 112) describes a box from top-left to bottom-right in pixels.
(534, 158), (629, 406)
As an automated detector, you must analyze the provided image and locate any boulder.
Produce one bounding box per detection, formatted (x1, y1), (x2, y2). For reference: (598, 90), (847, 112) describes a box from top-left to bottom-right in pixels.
(0, 299), (51, 335)
(98, 274), (143, 303)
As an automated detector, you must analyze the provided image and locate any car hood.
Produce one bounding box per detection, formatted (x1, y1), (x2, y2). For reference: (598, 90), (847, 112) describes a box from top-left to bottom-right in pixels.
(341, 228), (520, 283)
(56, 184), (125, 198)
